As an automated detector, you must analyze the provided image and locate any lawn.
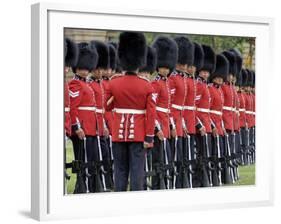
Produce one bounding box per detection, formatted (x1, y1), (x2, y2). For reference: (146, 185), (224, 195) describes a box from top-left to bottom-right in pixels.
(65, 139), (255, 194)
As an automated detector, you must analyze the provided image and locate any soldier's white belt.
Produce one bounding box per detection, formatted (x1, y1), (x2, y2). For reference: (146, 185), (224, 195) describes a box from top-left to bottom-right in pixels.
(245, 110), (255, 115)
(183, 106), (196, 111)
(114, 108), (146, 114)
(156, 106), (170, 113)
(197, 108), (210, 113)
(209, 110), (222, 116)
(171, 104), (184, 110)
(64, 107), (70, 112)
(95, 108), (104, 114)
(223, 106), (235, 111)
(239, 108), (246, 112)
(78, 106), (96, 111)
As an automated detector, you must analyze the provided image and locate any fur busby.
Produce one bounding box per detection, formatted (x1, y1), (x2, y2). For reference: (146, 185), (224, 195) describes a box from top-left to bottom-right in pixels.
(230, 48), (243, 76)
(199, 45), (216, 73)
(73, 42), (99, 72)
(64, 38), (78, 67)
(252, 71), (256, 88)
(222, 51), (237, 76)
(174, 36), (194, 65)
(193, 42), (204, 70)
(245, 69), (253, 87)
(118, 31), (147, 71)
(235, 70), (242, 86)
(108, 43), (117, 71)
(140, 46), (157, 73)
(90, 41), (109, 69)
(209, 54), (229, 82)
(109, 42), (122, 72)
(241, 69), (248, 87)
(152, 35), (178, 70)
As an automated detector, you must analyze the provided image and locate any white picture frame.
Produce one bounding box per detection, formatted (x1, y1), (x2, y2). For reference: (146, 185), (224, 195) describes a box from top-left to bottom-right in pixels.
(31, 2), (275, 221)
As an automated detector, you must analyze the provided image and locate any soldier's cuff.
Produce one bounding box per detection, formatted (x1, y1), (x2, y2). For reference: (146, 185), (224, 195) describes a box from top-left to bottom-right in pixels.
(145, 135), (154, 143)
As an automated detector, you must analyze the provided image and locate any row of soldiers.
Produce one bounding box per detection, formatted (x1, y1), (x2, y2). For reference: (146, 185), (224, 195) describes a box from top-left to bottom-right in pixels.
(64, 31), (255, 193)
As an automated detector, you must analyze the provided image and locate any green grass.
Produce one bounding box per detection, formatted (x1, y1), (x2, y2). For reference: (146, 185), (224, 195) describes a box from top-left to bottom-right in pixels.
(65, 139), (255, 194)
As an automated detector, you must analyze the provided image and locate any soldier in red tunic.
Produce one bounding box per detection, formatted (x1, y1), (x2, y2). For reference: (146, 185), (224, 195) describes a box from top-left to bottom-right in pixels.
(208, 53), (229, 186)
(231, 49), (243, 171)
(64, 38), (78, 193)
(105, 32), (156, 191)
(151, 36), (178, 189)
(165, 36), (191, 188)
(138, 45), (157, 190)
(69, 42), (100, 193)
(64, 38), (78, 137)
(185, 42), (205, 188)
(245, 70), (255, 164)
(196, 45), (216, 187)
(88, 41), (112, 190)
(238, 69), (248, 165)
(221, 50), (238, 182)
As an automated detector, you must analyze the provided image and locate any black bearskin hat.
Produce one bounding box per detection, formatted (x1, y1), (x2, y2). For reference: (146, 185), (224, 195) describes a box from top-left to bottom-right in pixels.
(199, 45), (216, 73)
(109, 42), (122, 72)
(209, 54), (229, 82)
(246, 69), (253, 87)
(174, 36), (194, 65)
(108, 43), (117, 71)
(241, 69), (248, 87)
(152, 35), (178, 70)
(193, 42), (204, 70)
(64, 38), (78, 67)
(118, 31), (147, 71)
(73, 42), (98, 72)
(230, 48), (243, 77)
(90, 41), (109, 69)
(222, 50), (237, 76)
(140, 46), (157, 73)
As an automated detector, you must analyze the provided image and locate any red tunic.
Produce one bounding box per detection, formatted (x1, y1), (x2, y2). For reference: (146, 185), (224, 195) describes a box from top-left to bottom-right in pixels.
(64, 82), (71, 136)
(88, 77), (106, 136)
(169, 71), (188, 137)
(151, 74), (173, 138)
(183, 76), (197, 134)
(245, 93), (254, 128)
(195, 77), (212, 133)
(102, 78), (113, 134)
(233, 88), (240, 131)
(105, 72), (156, 142)
(238, 92), (247, 128)
(252, 93), (255, 126)
(221, 83), (235, 131)
(208, 83), (224, 136)
(69, 75), (97, 136)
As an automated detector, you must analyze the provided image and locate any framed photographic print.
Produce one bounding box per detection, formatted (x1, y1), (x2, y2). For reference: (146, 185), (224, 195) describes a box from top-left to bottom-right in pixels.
(31, 2), (274, 221)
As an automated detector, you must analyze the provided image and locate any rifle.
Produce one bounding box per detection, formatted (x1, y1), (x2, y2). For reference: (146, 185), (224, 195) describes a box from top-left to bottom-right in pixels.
(215, 135), (223, 186)
(232, 132), (239, 181)
(163, 138), (172, 189)
(224, 133), (235, 184)
(108, 135), (114, 188)
(145, 151), (152, 190)
(97, 135), (109, 192)
(173, 136), (178, 189)
(204, 134), (214, 187)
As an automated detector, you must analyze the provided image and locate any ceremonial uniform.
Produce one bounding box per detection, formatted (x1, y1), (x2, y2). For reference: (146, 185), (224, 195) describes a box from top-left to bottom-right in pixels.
(69, 43), (100, 193)
(106, 32), (156, 191)
(195, 45), (216, 187)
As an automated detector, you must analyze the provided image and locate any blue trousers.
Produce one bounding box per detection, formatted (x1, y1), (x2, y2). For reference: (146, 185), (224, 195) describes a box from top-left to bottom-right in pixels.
(113, 142), (146, 191)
